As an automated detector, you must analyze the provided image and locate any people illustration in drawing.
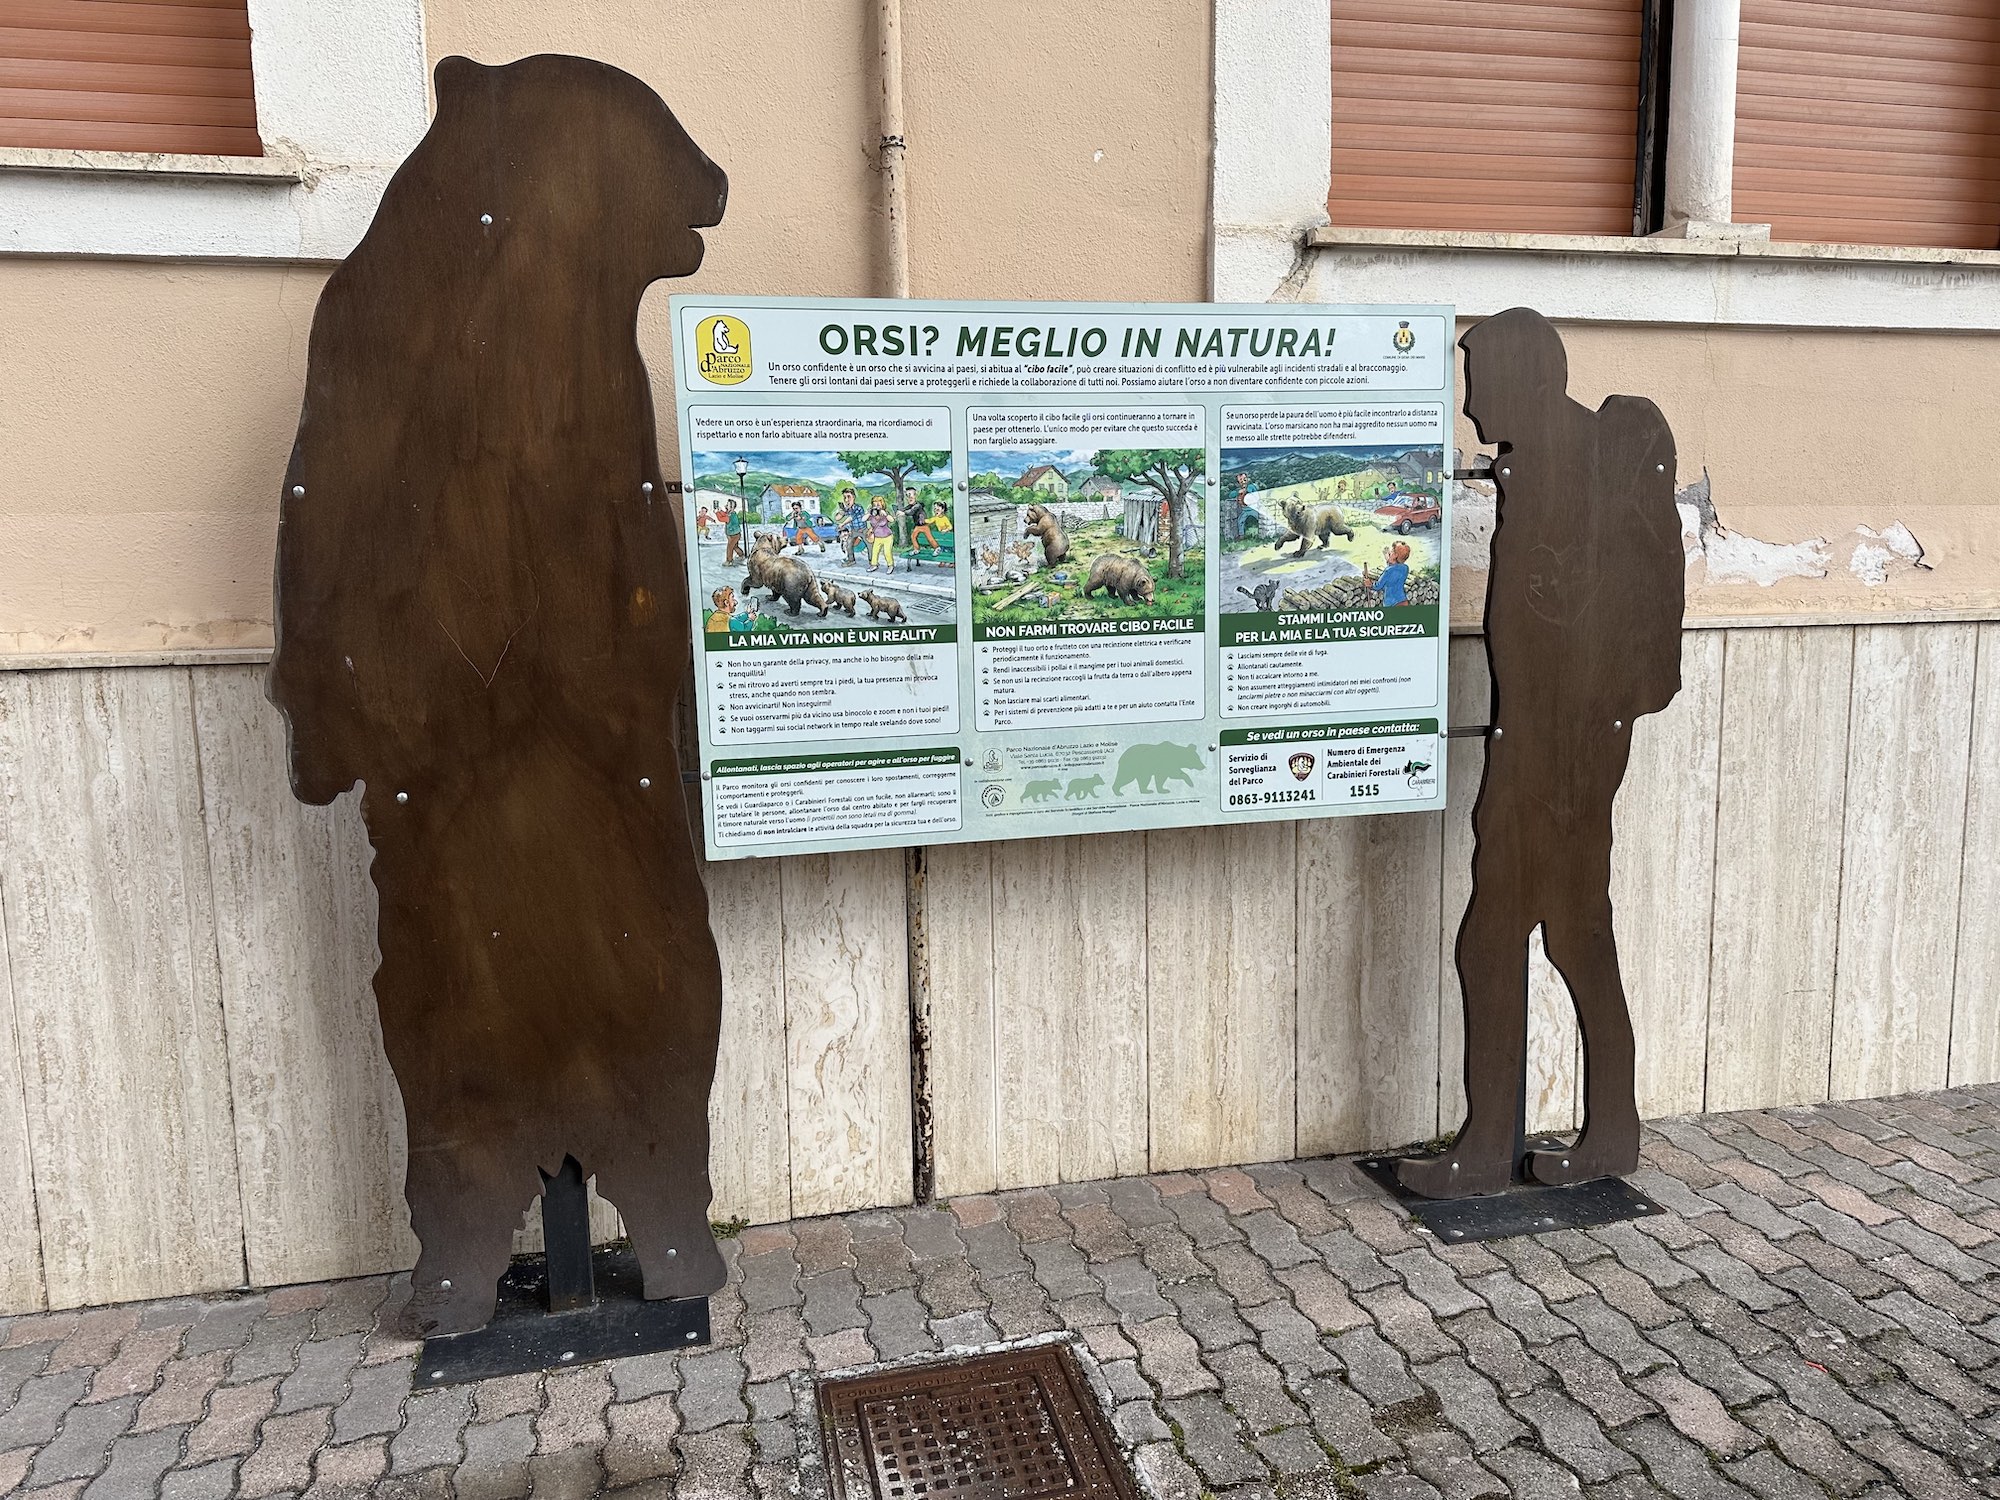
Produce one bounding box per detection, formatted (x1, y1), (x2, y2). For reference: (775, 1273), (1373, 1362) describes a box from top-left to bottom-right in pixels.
(1364, 540), (1413, 607)
(1396, 306), (1684, 1199)
(865, 498), (896, 571)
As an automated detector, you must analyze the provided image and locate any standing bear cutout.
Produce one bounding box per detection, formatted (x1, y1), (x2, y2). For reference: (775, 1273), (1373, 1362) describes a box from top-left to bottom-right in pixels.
(1397, 308), (1685, 1200)
(269, 54), (730, 1335)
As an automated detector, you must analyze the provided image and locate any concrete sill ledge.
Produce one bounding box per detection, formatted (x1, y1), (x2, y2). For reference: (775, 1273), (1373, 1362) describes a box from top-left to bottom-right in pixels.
(1306, 225), (2000, 271)
(0, 147), (303, 184)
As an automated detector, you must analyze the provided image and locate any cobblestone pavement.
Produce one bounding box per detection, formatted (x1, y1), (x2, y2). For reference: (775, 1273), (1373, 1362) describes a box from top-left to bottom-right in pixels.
(9, 1088), (2000, 1498)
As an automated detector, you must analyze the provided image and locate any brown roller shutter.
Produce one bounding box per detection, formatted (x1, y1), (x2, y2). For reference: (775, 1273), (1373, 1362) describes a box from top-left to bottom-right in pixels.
(0, 0), (261, 157)
(1734, 0), (2000, 248)
(1330, 0), (1645, 235)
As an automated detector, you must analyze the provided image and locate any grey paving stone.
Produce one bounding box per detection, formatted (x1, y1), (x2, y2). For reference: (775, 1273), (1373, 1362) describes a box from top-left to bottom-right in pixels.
(1439, 1309), (1543, 1396)
(30, 1394), (137, 1485)
(1163, 1185), (1241, 1248)
(958, 1219), (1030, 1282)
(1163, 1392), (1266, 1487)
(1353, 1469), (1443, 1499)
(1105, 1175), (1174, 1230)
(1111, 1398), (1170, 1444)
(861, 1289), (936, 1361)
(80, 1423), (182, 1500)
(1785, 1200), (1900, 1259)
(1767, 1265), (1891, 1337)
(798, 1269), (866, 1336)
(677, 1348), (749, 1432)
(1023, 1240), (1095, 1302)
(274, 1333), (362, 1415)
(1628, 1167), (1720, 1221)
(1482, 1441), (1594, 1500)
(161, 1460), (240, 1500)
(1240, 1210), (1314, 1270)
(1308, 1229), (1397, 1291)
(736, 1247), (802, 1313)
(1464, 1271), (1571, 1345)
(456, 1414), (534, 1500)
(1680, 1248), (1808, 1312)
(1853, 1376), (1998, 1470)
(1656, 1279), (1785, 1359)
(0, 1368), (92, 1448)
(1556, 1294), (1670, 1376)
(1643, 1319), (1775, 1406)
(387, 1387), (469, 1475)
(931, 1310), (1000, 1347)
(1208, 1343), (1305, 1432)
(1243, 1294), (1340, 1378)
(1162, 1278), (1253, 1351)
(1635, 1370), (1760, 1458)
(1532, 1337), (1656, 1428)
(898, 1206), (965, 1264)
(1400, 1422), (1507, 1500)
(1254, 1422), (1332, 1479)
(1132, 1222), (1206, 1282)
(1875, 1217), (1995, 1280)
(1330, 1325), (1419, 1407)
(1099, 1358), (1152, 1404)
(1869, 1330), (1994, 1418)
(1872, 1286), (2000, 1370)
(1132, 1439), (1205, 1500)
(1296, 1374), (1399, 1468)
(601, 1351), (678, 1406)
(1591, 1223), (1697, 1291)
(1610, 1415), (1753, 1499)
(981, 1272), (1062, 1338)
(1358, 1286), (1456, 1365)
(1573, 1258), (1680, 1328)
(1510, 1387), (1638, 1483)
(1128, 1317), (1217, 1398)
(1413, 1356), (1524, 1454)
(1723, 1446), (1837, 1500)
(1744, 1350), (1889, 1439)
(1846, 1424), (1985, 1500)
(181, 1299), (268, 1357)
(1197, 1241), (1282, 1306)
(1093, 1256), (1175, 1324)
(1388, 1249), (1485, 1318)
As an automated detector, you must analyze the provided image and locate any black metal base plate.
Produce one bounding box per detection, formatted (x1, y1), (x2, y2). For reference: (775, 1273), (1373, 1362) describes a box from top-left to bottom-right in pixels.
(417, 1247), (710, 1386)
(1355, 1135), (1665, 1244)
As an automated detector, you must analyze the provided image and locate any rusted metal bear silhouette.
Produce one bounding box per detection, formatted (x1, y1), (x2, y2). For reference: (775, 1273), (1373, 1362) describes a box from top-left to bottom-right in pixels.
(269, 54), (730, 1334)
(1398, 308), (1685, 1200)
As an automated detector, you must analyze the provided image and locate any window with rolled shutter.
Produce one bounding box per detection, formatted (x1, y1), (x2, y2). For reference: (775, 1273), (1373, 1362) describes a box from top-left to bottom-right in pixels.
(1734, 0), (2000, 248)
(1329, 0), (1647, 235)
(0, 0), (261, 157)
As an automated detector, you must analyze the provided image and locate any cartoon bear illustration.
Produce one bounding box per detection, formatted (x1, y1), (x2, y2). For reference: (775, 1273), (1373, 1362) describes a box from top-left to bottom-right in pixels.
(268, 54), (730, 1338)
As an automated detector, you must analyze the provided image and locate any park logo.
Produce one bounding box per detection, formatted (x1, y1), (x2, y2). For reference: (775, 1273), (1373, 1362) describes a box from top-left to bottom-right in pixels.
(1392, 320), (1416, 354)
(1288, 752), (1316, 781)
(695, 315), (753, 385)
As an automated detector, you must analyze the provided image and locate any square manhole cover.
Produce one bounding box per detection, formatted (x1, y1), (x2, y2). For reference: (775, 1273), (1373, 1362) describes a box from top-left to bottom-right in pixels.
(815, 1342), (1140, 1500)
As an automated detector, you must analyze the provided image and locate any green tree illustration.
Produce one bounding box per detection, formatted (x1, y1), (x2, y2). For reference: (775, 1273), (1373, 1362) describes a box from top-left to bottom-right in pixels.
(840, 451), (949, 545)
(1093, 448), (1203, 578)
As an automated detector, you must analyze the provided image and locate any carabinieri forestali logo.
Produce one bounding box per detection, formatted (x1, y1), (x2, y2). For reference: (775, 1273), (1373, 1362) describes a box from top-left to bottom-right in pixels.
(695, 315), (752, 385)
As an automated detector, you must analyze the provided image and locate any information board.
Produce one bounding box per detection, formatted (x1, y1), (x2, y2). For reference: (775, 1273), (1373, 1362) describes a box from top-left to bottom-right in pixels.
(670, 297), (1453, 861)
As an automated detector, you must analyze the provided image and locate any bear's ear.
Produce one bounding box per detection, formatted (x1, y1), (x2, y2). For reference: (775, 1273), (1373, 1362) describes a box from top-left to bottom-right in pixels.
(432, 54), (489, 107)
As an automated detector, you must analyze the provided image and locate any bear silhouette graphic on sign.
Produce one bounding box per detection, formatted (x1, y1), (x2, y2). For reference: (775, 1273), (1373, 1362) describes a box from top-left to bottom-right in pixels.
(269, 54), (730, 1336)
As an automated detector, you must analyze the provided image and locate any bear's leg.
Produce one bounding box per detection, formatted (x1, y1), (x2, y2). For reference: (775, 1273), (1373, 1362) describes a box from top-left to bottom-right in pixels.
(400, 1131), (539, 1337)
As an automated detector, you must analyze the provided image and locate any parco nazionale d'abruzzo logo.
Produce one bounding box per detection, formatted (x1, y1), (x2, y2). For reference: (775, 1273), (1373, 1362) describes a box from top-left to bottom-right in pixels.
(1393, 320), (1416, 354)
(695, 315), (752, 385)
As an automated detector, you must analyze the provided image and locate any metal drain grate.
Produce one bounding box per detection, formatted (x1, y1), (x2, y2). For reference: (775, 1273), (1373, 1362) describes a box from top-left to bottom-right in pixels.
(815, 1343), (1140, 1500)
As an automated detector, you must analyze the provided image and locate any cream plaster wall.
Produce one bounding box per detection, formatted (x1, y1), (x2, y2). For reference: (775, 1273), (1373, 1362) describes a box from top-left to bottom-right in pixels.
(0, 0), (1210, 656)
(3, 1), (1998, 652)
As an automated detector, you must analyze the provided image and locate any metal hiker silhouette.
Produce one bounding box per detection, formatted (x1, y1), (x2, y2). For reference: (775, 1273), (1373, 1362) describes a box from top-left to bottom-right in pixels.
(1397, 308), (1685, 1199)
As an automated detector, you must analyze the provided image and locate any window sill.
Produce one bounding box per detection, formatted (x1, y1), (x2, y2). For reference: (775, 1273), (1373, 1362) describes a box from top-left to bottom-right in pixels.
(1281, 224), (2000, 331)
(0, 146), (302, 185)
(1306, 225), (2000, 271)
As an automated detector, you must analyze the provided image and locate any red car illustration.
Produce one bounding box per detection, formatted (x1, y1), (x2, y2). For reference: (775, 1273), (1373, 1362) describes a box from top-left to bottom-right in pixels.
(1374, 492), (1443, 534)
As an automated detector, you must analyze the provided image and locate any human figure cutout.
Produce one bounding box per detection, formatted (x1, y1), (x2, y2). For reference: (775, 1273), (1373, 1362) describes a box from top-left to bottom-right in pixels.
(1397, 308), (1685, 1199)
(269, 55), (730, 1334)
